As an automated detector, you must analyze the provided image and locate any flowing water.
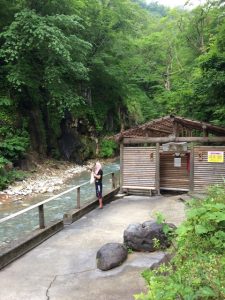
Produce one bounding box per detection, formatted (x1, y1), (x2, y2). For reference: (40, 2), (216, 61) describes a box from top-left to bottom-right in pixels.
(0, 160), (120, 247)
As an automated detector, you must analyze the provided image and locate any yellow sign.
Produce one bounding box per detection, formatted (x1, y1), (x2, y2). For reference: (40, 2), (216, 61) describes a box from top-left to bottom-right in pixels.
(208, 151), (224, 163)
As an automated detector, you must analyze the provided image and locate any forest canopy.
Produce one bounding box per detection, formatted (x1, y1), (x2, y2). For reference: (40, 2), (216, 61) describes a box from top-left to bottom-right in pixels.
(0, 0), (225, 170)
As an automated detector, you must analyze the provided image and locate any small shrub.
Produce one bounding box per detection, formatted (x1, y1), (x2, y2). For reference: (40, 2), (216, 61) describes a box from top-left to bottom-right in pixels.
(99, 139), (118, 158)
(0, 169), (27, 190)
(126, 246), (134, 254)
(0, 134), (29, 160)
(0, 155), (10, 169)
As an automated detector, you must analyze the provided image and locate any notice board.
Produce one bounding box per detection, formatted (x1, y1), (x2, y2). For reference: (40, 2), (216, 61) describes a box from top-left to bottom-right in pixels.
(208, 151), (224, 163)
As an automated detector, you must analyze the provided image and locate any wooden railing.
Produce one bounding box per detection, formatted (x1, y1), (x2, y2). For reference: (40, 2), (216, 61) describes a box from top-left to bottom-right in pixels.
(0, 172), (118, 230)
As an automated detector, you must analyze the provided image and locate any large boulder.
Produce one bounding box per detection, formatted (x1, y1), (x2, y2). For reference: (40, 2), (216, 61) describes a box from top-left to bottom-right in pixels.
(124, 221), (176, 252)
(96, 243), (128, 271)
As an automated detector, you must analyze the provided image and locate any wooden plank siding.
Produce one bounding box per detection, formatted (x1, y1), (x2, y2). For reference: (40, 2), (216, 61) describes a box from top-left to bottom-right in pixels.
(122, 147), (156, 188)
(160, 153), (190, 190)
(122, 145), (225, 194)
(194, 146), (225, 192)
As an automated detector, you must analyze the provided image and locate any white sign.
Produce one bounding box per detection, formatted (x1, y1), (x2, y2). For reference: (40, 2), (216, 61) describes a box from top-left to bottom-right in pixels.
(174, 157), (181, 167)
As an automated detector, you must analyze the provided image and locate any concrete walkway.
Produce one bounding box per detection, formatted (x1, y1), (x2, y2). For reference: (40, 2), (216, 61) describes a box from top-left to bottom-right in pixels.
(0, 195), (186, 300)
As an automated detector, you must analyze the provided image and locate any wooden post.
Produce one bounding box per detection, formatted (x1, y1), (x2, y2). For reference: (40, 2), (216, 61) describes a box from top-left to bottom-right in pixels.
(38, 205), (45, 229)
(77, 187), (81, 209)
(120, 142), (124, 193)
(112, 173), (116, 189)
(155, 143), (160, 195)
(189, 146), (194, 192)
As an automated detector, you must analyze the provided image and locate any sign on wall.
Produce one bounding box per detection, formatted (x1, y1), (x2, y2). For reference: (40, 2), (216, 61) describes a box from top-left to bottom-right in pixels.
(208, 151), (224, 163)
(174, 157), (181, 167)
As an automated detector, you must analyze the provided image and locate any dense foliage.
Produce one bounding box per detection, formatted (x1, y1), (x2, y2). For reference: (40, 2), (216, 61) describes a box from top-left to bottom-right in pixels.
(135, 185), (225, 300)
(0, 0), (225, 180)
(99, 139), (118, 158)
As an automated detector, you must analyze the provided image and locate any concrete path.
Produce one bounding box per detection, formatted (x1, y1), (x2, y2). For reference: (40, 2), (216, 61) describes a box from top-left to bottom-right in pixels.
(0, 195), (186, 300)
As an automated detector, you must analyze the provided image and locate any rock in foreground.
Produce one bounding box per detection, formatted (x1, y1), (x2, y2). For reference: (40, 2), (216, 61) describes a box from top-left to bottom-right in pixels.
(124, 221), (176, 252)
(96, 243), (128, 271)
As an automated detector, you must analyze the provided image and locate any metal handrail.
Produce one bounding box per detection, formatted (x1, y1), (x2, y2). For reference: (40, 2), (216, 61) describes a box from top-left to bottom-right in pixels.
(0, 171), (118, 226)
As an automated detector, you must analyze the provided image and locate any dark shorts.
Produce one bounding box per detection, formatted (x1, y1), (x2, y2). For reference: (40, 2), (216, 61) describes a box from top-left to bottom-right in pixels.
(95, 182), (102, 198)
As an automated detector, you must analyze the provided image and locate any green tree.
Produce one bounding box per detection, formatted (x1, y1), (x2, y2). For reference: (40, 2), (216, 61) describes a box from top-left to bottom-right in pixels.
(0, 8), (91, 154)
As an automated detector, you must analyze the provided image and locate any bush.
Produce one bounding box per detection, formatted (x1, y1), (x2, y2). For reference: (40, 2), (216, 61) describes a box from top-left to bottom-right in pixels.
(0, 155), (9, 169)
(135, 185), (225, 300)
(0, 96), (30, 160)
(0, 133), (29, 161)
(99, 139), (118, 158)
(0, 169), (27, 190)
(0, 130), (29, 190)
(0, 102), (30, 190)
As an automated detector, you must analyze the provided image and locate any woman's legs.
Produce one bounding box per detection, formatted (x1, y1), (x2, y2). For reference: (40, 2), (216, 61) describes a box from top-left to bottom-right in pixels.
(95, 183), (103, 208)
(98, 197), (103, 209)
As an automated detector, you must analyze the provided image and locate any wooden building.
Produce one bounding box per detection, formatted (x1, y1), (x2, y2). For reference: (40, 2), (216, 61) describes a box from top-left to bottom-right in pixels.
(116, 115), (225, 194)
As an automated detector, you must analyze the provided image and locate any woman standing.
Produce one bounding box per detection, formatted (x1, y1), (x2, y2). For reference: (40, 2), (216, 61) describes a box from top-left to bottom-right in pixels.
(93, 162), (103, 209)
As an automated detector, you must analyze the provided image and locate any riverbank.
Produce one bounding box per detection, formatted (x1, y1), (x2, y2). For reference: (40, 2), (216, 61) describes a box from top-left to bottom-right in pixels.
(0, 158), (115, 205)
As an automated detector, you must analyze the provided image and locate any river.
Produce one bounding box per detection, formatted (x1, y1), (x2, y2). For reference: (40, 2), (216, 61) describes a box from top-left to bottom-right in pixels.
(0, 160), (120, 247)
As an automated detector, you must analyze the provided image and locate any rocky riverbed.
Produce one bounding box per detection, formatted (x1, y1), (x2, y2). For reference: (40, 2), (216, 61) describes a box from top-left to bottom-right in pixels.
(0, 159), (97, 205)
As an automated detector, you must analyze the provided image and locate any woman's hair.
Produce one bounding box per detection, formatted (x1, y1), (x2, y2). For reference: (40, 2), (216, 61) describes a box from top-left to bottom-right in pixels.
(95, 161), (102, 174)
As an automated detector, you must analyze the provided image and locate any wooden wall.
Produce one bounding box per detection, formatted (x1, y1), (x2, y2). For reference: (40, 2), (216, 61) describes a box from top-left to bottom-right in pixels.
(121, 145), (225, 194)
(160, 153), (190, 191)
(194, 146), (225, 192)
(122, 146), (156, 188)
